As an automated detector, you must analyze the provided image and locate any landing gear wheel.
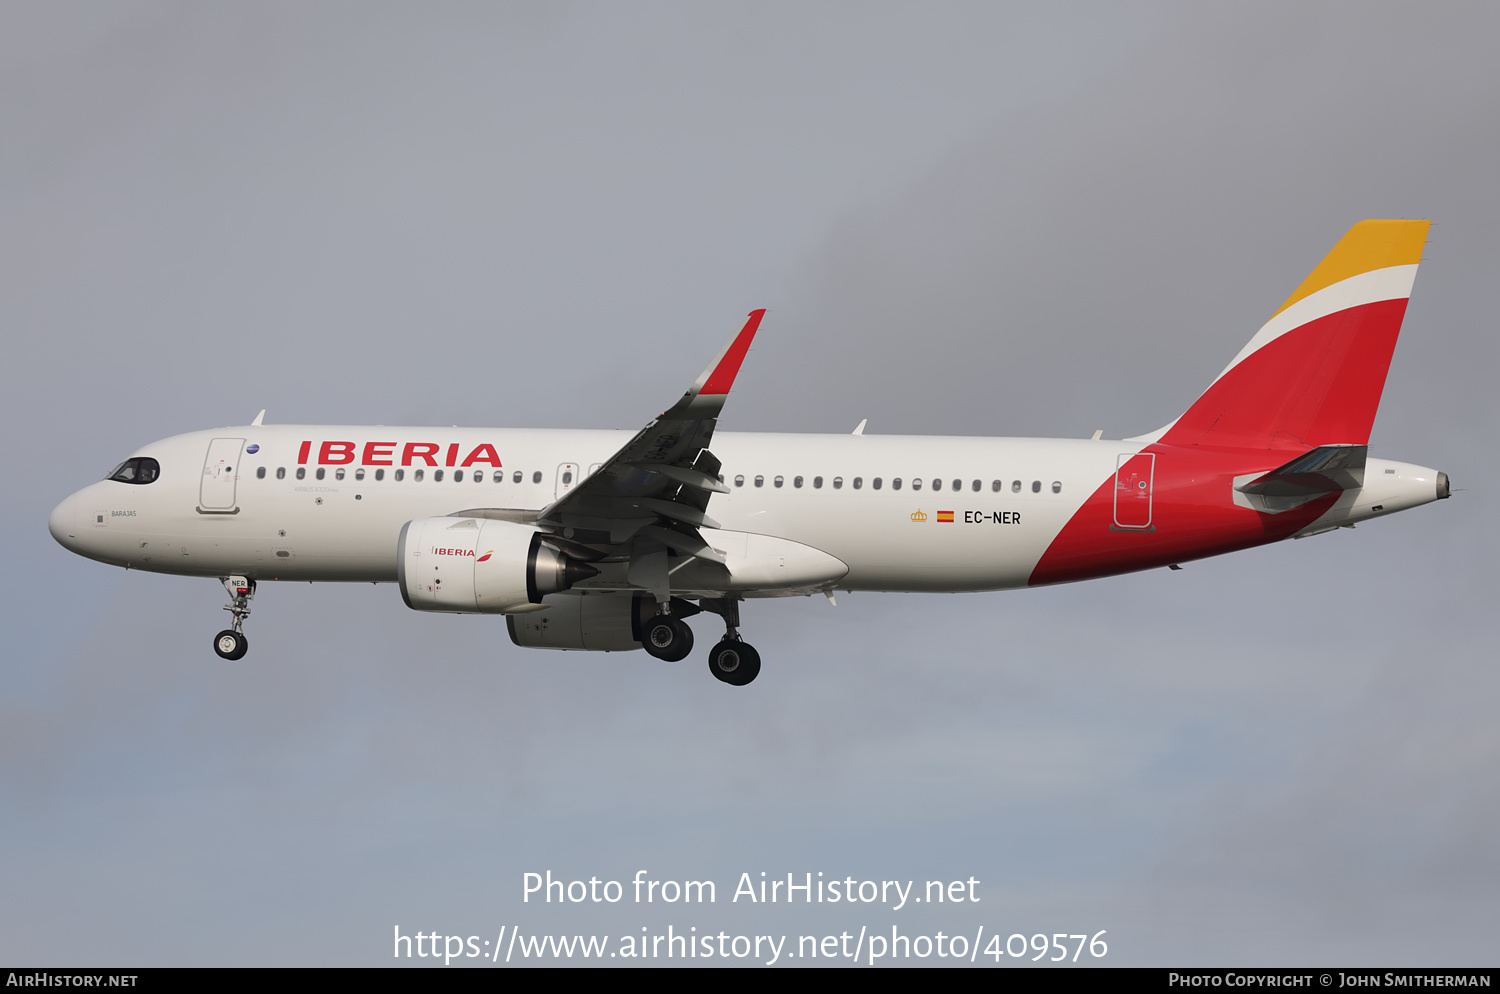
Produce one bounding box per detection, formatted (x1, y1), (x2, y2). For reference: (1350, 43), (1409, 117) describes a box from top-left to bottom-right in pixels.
(216, 576), (255, 661)
(642, 616), (694, 662)
(214, 629), (248, 661)
(708, 639), (760, 686)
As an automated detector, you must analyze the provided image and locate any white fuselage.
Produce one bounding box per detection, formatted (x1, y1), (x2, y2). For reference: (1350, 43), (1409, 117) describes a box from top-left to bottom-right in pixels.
(49, 424), (1443, 596)
(51, 425), (1125, 592)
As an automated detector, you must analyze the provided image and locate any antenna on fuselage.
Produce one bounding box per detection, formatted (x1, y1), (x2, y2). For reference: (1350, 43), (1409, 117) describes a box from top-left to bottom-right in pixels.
(251, 410), (265, 426)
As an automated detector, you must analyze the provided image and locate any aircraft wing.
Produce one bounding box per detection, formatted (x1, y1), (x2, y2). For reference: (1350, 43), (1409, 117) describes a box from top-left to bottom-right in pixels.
(532, 310), (764, 585)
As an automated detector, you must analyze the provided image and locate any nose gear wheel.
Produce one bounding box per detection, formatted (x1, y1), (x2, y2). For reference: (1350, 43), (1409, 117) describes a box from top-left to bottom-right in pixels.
(214, 630), (248, 660)
(214, 576), (256, 661)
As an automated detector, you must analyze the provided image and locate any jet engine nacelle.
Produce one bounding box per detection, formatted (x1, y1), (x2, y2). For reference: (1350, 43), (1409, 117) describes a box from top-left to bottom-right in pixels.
(397, 517), (598, 614)
(506, 592), (652, 651)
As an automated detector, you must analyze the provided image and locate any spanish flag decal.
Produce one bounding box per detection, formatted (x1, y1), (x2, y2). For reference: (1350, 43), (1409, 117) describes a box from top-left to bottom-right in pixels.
(936, 511), (955, 523)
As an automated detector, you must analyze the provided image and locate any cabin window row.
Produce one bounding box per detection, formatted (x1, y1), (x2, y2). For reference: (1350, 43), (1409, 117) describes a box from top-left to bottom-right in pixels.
(724, 475), (1062, 494)
(255, 467), (546, 484)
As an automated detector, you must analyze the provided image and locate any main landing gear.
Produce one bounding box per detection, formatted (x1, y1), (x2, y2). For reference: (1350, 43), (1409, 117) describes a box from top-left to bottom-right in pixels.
(214, 575), (255, 661)
(641, 613), (695, 663)
(641, 596), (761, 685)
(707, 639), (760, 687)
(703, 597), (760, 687)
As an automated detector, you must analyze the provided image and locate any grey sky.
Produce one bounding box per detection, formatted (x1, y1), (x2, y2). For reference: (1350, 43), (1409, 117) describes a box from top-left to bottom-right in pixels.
(2, 2), (1495, 966)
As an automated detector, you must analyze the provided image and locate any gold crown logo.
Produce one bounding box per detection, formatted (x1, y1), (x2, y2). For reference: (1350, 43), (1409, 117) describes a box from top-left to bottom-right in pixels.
(910, 509), (928, 522)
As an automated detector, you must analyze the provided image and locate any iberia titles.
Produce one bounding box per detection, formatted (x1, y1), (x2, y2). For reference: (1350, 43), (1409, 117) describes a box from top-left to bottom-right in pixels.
(296, 440), (503, 468)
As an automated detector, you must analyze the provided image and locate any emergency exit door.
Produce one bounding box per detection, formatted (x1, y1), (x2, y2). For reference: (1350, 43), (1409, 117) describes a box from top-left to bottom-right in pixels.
(200, 437), (245, 511)
(554, 463), (580, 499)
(1113, 452), (1155, 529)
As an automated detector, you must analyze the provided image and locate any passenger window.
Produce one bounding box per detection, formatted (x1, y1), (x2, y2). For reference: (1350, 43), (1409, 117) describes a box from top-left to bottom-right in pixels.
(794, 476), (804, 488)
(256, 467), (266, 479)
(735, 475), (745, 487)
(853, 477), (862, 489)
(1032, 480), (1041, 492)
(277, 467), (286, 480)
(754, 476), (763, 488)
(1052, 481), (1062, 493)
(395, 469), (405, 481)
(991, 480), (1001, 492)
(951, 479), (961, 491)
(774, 476), (784, 488)
(971, 479), (980, 492)
(434, 470), (444, 482)
(833, 477), (843, 489)
(872, 477), (882, 490)
(316, 468), (325, 481)
(1012, 480), (1021, 493)
(513, 471), (522, 483)
(932, 478), (942, 491)
(493, 471), (503, 483)
(813, 476), (824, 489)
(296, 468), (306, 480)
(375, 469), (385, 481)
(532, 471), (542, 484)
(912, 478), (922, 491)
(415, 469), (425, 482)
(335, 468), (345, 480)
(355, 468), (365, 481)
(454, 470), (464, 482)
(562, 471), (572, 484)
(892, 478), (902, 490)
(474, 472), (482, 483)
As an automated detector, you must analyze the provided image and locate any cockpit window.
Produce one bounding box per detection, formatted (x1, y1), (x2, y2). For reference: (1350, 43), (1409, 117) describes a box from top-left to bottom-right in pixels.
(107, 457), (160, 485)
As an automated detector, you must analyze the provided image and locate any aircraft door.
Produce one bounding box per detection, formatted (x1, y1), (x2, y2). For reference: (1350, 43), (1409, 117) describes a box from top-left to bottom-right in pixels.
(1113, 452), (1155, 529)
(554, 463), (579, 500)
(200, 437), (245, 511)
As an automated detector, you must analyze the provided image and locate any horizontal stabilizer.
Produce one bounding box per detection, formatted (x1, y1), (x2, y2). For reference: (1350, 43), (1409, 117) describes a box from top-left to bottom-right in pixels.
(1237, 444), (1367, 497)
(1233, 444), (1365, 514)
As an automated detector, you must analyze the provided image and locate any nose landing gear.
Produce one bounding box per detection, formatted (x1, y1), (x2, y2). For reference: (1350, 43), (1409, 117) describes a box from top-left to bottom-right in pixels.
(214, 575), (255, 660)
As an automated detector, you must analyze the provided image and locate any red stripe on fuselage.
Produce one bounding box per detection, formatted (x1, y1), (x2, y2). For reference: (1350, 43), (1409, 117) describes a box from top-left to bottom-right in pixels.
(1027, 444), (1339, 586)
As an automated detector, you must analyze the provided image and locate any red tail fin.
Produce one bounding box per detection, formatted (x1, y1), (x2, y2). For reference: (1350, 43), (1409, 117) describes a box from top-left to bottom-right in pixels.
(1156, 220), (1429, 452)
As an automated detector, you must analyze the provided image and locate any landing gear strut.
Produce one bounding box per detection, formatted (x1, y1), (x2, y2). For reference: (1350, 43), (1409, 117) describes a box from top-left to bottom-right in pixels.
(214, 575), (255, 660)
(704, 597), (760, 686)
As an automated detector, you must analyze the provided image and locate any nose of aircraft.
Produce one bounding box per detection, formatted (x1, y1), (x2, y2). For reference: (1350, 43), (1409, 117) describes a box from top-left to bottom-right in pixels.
(49, 491), (80, 550)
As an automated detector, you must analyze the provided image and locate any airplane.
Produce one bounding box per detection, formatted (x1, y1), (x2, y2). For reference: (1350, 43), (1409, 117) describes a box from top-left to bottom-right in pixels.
(49, 220), (1449, 686)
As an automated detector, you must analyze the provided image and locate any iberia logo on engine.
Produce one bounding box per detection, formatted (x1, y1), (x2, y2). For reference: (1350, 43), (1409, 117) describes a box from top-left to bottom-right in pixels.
(434, 548), (477, 557)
